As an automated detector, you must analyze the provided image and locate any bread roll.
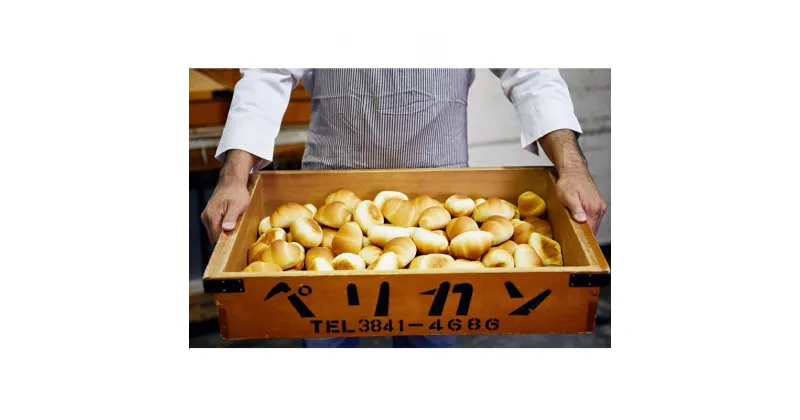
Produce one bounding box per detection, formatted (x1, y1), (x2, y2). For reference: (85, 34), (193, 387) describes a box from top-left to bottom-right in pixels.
(480, 215), (514, 245)
(331, 253), (366, 270)
(494, 240), (518, 255)
(472, 198), (516, 223)
(307, 257), (334, 271)
(474, 198), (486, 206)
(511, 221), (536, 244)
(332, 222), (363, 255)
(384, 237), (417, 268)
(317, 228), (335, 250)
(305, 247), (334, 268)
(314, 202), (353, 229)
(412, 228), (449, 254)
(289, 217), (323, 249)
(367, 225), (413, 248)
(409, 254), (455, 270)
(444, 195), (475, 217)
(374, 191), (408, 210)
(418, 206), (451, 230)
(247, 242), (270, 264)
(304, 203), (318, 215)
(259, 240), (304, 270)
(452, 259), (486, 269)
(449, 231), (493, 260)
(256, 228), (287, 246)
(528, 233), (563, 266)
(271, 203), (314, 229)
(290, 242), (306, 269)
(257, 216), (272, 237)
(518, 191), (547, 218)
(522, 217), (554, 239)
(325, 189), (362, 212)
(243, 261), (283, 273)
(412, 195), (443, 215)
(367, 251), (400, 271)
(358, 245), (383, 265)
(514, 244), (543, 268)
(445, 216), (479, 241)
(353, 200), (384, 234)
(382, 198), (418, 227)
(482, 248), (515, 268)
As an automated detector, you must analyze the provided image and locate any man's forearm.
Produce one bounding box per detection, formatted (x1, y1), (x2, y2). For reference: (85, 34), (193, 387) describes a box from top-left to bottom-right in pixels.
(218, 149), (257, 188)
(538, 129), (589, 177)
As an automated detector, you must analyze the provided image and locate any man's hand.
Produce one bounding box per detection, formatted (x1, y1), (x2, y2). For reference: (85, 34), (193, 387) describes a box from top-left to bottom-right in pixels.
(538, 129), (607, 234)
(201, 150), (257, 244)
(554, 169), (607, 234)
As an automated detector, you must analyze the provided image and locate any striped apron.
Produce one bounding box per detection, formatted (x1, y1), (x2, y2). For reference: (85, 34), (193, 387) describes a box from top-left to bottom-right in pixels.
(300, 69), (472, 170)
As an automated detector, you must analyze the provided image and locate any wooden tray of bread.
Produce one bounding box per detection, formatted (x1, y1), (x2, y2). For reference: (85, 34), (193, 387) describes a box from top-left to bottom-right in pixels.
(203, 167), (610, 340)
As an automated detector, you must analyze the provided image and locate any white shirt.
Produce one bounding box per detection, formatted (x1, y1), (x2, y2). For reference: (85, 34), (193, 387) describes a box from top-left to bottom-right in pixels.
(215, 68), (582, 170)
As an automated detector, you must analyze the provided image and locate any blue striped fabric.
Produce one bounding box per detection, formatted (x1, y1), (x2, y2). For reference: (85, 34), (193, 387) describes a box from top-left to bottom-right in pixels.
(300, 69), (472, 170)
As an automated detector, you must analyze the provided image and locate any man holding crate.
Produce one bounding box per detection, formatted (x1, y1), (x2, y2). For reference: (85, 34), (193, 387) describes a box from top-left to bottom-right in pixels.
(201, 68), (606, 348)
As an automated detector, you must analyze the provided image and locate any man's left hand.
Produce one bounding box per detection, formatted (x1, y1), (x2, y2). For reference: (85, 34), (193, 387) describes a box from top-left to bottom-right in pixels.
(554, 169), (607, 234)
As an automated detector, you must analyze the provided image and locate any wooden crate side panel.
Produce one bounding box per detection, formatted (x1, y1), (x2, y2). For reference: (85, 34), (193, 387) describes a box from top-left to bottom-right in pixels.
(214, 271), (599, 340)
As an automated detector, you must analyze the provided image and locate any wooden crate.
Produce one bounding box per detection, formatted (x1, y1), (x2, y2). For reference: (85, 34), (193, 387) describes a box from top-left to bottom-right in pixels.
(202, 167), (610, 340)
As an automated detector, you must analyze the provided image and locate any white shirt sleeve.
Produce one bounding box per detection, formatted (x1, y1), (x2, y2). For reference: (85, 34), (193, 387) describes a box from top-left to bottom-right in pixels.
(215, 68), (308, 171)
(490, 69), (582, 155)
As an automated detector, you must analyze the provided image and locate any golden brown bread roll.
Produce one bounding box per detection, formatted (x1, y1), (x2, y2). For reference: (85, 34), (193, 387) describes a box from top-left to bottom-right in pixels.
(494, 240), (518, 255)
(480, 215), (514, 245)
(472, 198), (516, 223)
(305, 247), (334, 268)
(290, 217), (323, 249)
(325, 189), (362, 212)
(353, 200), (384, 235)
(258, 240), (304, 270)
(271, 203), (314, 229)
(358, 245), (383, 265)
(331, 253), (366, 270)
(314, 202), (353, 229)
(382, 198), (419, 227)
(243, 261), (283, 273)
(452, 259), (486, 269)
(511, 221), (536, 244)
(384, 237), (417, 268)
(367, 252), (400, 271)
(257, 216), (272, 237)
(518, 191), (547, 218)
(482, 248), (515, 268)
(321, 227), (337, 249)
(528, 233), (563, 266)
(412, 195), (443, 215)
(304, 203), (318, 215)
(444, 195), (476, 217)
(332, 222), (364, 255)
(367, 225), (413, 248)
(290, 242), (306, 269)
(374, 191), (409, 211)
(307, 257), (334, 271)
(418, 206), (452, 230)
(522, 217), (554, 239)
(409, 254), (455, 270)
(514, 244), (543, 268)
(256, 228), (287, 246)
(248, 242), (270, 263)
(445, 216), (479, 241)
(412, 227), (449, 254)
(449, 231), (493, 260)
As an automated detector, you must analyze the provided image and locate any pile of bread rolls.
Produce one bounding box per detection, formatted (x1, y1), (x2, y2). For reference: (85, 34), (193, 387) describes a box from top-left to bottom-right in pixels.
(242, 189), (563, 273)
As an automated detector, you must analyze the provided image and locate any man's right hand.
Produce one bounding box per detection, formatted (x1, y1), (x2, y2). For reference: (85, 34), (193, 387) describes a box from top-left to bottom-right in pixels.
(200, 149), (258, 245)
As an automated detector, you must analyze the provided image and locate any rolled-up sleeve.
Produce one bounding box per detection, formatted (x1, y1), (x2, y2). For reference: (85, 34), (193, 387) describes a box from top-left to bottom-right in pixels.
(491, 69), (582, 155)
(215, 68), (307, 171)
